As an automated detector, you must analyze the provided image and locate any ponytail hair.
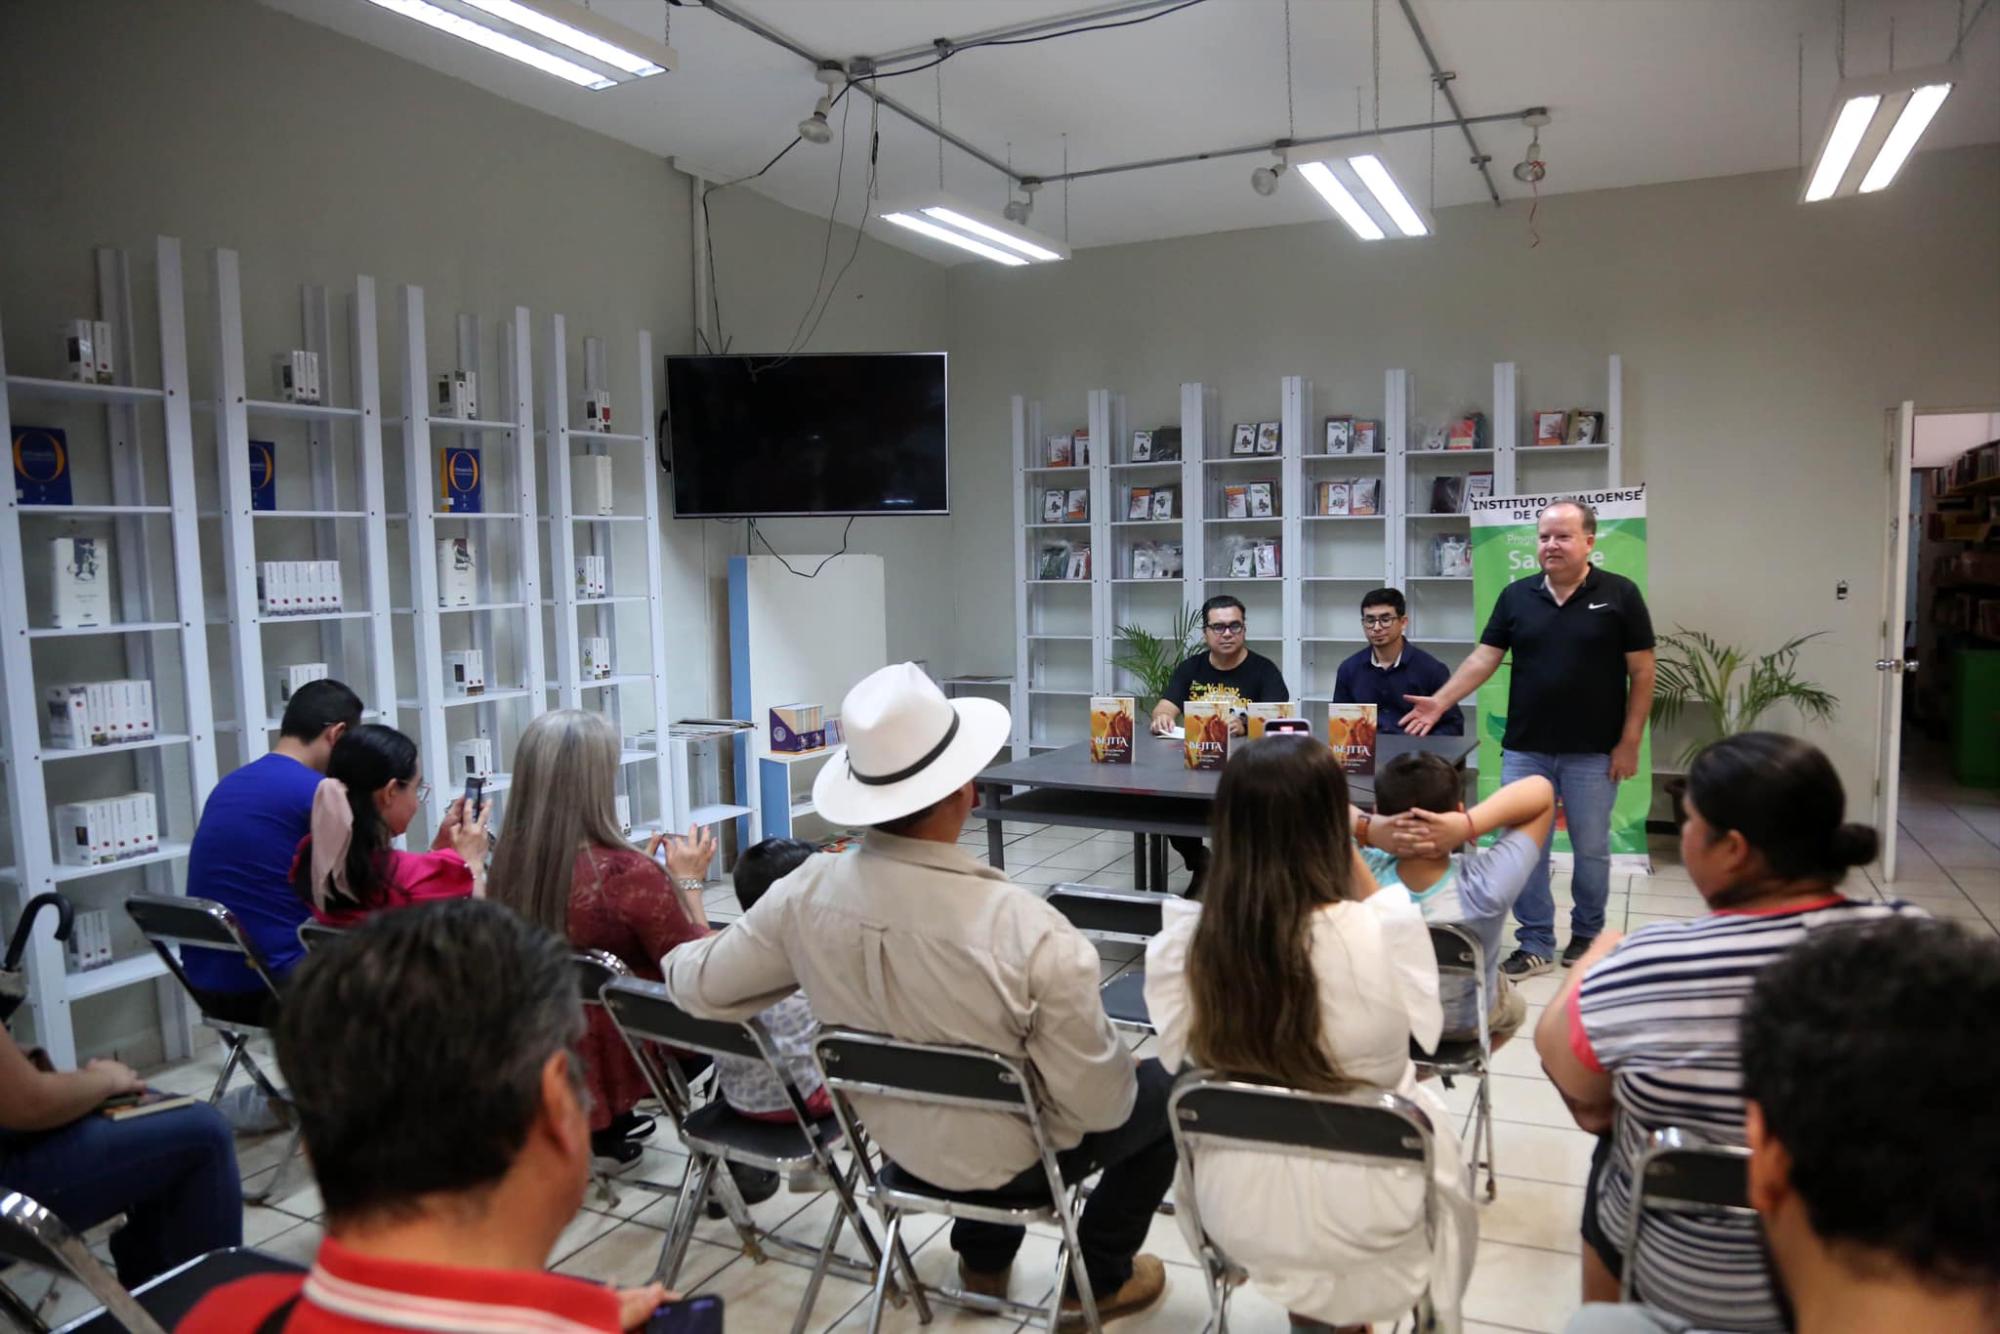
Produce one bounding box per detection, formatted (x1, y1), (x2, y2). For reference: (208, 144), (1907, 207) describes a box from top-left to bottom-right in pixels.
(294, 723), (419, 913)
(1684, 731), (1877, 883)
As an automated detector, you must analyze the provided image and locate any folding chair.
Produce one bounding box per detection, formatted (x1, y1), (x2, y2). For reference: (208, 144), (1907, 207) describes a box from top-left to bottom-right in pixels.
(294, 920), (345, 954)
(122, 894), (301, 1204)
(0, 1191), (301, 1334)
(1045, 884), (1165, 1033)
(813, 1027), (1103, 1334)
(1621, 1127), (1760, 1307)
(1408, 922), (1497, 1200)
(602, 979), (899, 1334)
(1168, 1071), (1444, 1334)
(573, 951), (684, 1210)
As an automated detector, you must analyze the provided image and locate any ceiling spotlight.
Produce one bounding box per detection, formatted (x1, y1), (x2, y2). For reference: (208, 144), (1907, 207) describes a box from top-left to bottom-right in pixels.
(1512, 111), (1549, 184)
(1250, 147), (1289, 197)
(798, 64), (844, 145)
(1003, 180), (1041, 225)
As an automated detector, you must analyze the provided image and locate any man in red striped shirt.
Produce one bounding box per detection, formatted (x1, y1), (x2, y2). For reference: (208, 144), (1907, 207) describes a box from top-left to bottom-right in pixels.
(181, 901), (673, 1332)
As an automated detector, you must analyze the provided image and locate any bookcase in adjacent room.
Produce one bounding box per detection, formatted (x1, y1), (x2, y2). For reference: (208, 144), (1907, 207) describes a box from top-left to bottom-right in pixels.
(0, 238), (215, 1067)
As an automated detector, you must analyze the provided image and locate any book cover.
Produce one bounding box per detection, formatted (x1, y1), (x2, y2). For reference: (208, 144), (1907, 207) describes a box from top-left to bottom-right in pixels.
(1447, 414), (1484, 450)
(1255, 421), (1281, 455)
(1042, 489), (1066, 522)
(1420, 423), (1448, 452)
(1183, 699), (1230, 770)
(1327, 704), (1379, 776)
(249, 440), (277, 511)
(1224, 484), (1249, 518)
(1353, 420), (1380, 454)
(1089, 696), (1135, 763)
(1245, 700), (1297, 739)
(1431, 533), (1472, 578)
(1065, 488), (1089, 522)
(1038, 544), (1070, 579)
(1130, 430), (1153, 462)
(1567, 411), (1605, 445)
(1066, 544), (1092, 579)
(1254, 538), (1280, 578)
(1321, 481), (1351, 516)
(1150, 486), (1176, 520)
(1131, 545), (1156, 579)
(438, 446), (482, 513)
(1430, 475), (1465, 514)
(1533, 410), (1569, 447)
(1128, 487), (1153, 520)
(770, 703), (827, 752)
(1467, 471), (1494, 503)
(1230, 423), (1257, 455)
(1230, 545), (1256, 576)
(1324, 416), (1353, 455)
(1151, 426), (1183, 461)
(1048, 434), (1074, 467)
(1350, 478), (1380, 516)
(1072, 429), (1091, 465)
(101, 1089), (199, 1122)
(13, 426), (72, 505)
(1248, 481), (1274, 518)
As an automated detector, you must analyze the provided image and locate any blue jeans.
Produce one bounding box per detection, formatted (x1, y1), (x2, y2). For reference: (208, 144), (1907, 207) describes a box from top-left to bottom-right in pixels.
(1501, 749), (1616, 958)
(0, 1101), (241, 1286)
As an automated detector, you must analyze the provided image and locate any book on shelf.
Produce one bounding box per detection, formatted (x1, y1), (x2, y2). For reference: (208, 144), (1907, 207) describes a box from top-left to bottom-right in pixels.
(1230, 423), (1257, 455)
(1350, 478), (1380, 516)
(1150, 486), (1177, 520)
(1566, 411), (1605, 445)
(1429, 475), (1466, 514)
(1353, 419), (1380, 454)
(50, 535), (110, 628)
(1037, 544), (1071, 579)
(1255, 421), (1281, 455)
(1430, 533), (1472, 578)
(1247, 481), (1275, 518)
(1466, 472), (1494, 504)
(100, 1089), (199, 1122)
(1065, 544), (1092, 579)
(1320, 481), (1352, 516)
(249, 441), (277, 511)
(1130, 430), (1153, 462)
(1133, 539), (1182, 578)
(1041, 489), (1066, 522)
(769, 703), (827, 753)
(1230, 544), (1256, 577)
(1089, 696), (1135, 763)
(438, 446), (482, 513)
(1183, 698), (1230, 770)
(1532, 410), (1569, 447)
(1253, 537), (1280, 578)
(1131, 545), (1156, 579)
(1419, 422), (1448, 452)
(1072, 429), (1091, 465)
(1324, 416), (1353, 455)
(1245, 700), (1298, 739)
(1224, 484), (1250, 519)
(1065, 488), (1089, 522)
(1128, 488), (1153, 520)
(1327, 703), (1379, 776)
(1048, 434), (1074, 467)
(1150, 426), (1183, 461)
(13, 425), (72, 505)
(1447, 414), (1485, 450)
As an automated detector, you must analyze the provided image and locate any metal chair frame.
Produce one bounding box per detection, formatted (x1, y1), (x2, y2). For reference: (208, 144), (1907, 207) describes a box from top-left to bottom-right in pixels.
(1167, 1071), (1443, 1334)
(1045, 883), (1166, 1034)
(122, 894), (301, 1204)
(1619, 1126), (1759, 1306)
(293, 920), (345, 955)
(571, 950), (687, 1212)
(812, 1026), (1105, 1334)
(601, 978), (898, 1334)
(0, 1192), (160, 1334)
(1409, 921), (1497, 1200)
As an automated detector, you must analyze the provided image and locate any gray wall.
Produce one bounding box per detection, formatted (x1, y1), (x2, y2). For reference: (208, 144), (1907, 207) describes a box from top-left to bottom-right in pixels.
(945, 145), (2000, 806)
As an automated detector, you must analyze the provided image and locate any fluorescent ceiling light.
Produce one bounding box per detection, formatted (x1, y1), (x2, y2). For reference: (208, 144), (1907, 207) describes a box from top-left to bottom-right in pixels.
(1801, 63), (1957, 203)
(879, 197), (1069, 266)
(360, 0), (675, 90)
(881, 213), (1029, 266)
(1298, 161), (1385, 240)
(1349, 153), (1430, 238)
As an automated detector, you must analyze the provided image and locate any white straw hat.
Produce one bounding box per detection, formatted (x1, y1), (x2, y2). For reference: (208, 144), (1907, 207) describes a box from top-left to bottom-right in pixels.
(812, 663), (1013, 827)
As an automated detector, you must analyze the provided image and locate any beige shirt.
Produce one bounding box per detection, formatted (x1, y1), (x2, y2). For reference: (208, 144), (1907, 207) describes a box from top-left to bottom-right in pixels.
(660, 830), (1135, 1190)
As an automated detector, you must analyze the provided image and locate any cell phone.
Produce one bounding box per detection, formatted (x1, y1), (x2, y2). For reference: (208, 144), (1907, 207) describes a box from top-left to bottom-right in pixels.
(646, 1295), (724, 1333)
(1264, 718), (1313, 736)
(462, 775), (485, 815)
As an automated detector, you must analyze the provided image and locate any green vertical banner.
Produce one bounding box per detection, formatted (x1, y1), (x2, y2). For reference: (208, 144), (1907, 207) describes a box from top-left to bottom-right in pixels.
(1468, 486), (1652, 870)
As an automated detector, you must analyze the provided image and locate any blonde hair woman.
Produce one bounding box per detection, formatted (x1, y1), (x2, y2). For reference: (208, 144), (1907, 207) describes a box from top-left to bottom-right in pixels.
(489, 708), (714, 1166)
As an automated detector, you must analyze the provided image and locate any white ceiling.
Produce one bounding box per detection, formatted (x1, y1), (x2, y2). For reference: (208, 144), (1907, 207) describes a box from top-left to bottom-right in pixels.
(261, 0), (2000, 260)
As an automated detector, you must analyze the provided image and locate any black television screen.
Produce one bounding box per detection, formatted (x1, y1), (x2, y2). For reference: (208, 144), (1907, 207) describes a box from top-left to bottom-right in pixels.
(663, 353), (949, 518)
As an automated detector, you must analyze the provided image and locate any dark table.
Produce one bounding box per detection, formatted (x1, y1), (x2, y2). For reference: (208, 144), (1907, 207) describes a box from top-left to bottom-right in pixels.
(972, 732), (1478, 889)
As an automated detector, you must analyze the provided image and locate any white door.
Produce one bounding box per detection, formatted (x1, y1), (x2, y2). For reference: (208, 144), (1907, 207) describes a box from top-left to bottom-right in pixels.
(1873, 401), (1917, 883)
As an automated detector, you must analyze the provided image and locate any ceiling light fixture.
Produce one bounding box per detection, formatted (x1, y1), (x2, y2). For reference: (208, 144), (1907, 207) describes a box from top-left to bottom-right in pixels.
(1297, 145), (1431, 241)
(878, 195), (1070, 266)
(1512, 111), (1549, 184)
(1250, 147), (1289, 197)
(1003, 180), (1041, 226)
(1801, 62), (1957, 202)
(798, 64), (844, 145)
(359, 0), (675, 89)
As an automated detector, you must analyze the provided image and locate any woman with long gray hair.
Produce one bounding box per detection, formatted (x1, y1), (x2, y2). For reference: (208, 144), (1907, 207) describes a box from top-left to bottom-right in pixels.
(488, 707), (715, 1167)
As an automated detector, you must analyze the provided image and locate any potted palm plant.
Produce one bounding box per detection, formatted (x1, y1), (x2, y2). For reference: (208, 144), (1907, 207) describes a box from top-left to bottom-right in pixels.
(1110, 607), (1204, 713)
(1650, 628), (1839, 767)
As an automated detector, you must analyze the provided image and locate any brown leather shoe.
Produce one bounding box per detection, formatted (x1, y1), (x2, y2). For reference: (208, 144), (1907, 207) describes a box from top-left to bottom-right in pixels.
(1059, 1253), (1167, 1326)
(956, 1257), (1011, 1300)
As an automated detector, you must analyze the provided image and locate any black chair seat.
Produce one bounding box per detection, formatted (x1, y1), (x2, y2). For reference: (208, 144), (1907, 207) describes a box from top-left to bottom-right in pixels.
(1412, 1035), (1484, 1070)
(1100, 971), (1151, 1028)
(59, 1247), (304, 1334)
(680, 1099), (839, 1165)
(877, 1160), (1056, 1213)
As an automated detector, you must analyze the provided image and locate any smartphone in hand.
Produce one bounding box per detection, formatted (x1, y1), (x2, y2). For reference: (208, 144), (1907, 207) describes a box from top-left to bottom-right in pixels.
(646, 1295), (724, 1333)
(462, 774), (485, 819)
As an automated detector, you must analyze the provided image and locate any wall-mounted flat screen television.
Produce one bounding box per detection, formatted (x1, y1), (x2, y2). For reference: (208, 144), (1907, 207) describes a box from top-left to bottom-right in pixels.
(662, 352), (949, 518)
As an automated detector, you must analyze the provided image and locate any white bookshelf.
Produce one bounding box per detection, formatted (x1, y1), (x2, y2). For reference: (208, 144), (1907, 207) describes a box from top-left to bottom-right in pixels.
(1104, 382), (1208, 702)
(0, 238), (216, 1066)
(541, 319), (693, 844)
(207, 250), (398, 764)
(1010, 394), (1106, 753)
(389, 291), (544, 841)
(1496, 355), (1624, 494)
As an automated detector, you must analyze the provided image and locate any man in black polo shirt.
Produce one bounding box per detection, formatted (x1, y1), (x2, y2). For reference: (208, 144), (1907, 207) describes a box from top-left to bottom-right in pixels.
(1148, 594), (1289, 894)
(1403, 501), (1655, 976)
(1332, 587), (1463, 736)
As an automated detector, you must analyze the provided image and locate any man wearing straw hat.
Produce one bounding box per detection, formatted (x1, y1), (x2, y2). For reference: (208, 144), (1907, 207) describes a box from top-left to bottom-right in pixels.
(663, 663), (1172, 1325)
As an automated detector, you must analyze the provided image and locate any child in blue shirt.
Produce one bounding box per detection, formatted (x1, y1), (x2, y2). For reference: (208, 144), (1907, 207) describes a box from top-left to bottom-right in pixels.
(1359, 758), (1554, 1045)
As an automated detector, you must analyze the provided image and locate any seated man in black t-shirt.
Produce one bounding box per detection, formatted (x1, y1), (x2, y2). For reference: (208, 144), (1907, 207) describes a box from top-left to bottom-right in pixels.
(1148, 595), (1291, 895)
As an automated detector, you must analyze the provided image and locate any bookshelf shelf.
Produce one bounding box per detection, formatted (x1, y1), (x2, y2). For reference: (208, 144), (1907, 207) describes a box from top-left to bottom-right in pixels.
(0, 841), (193, 887)
(243, 397), (363, 422)
(252, 508), (372, 520)
(37, 734), (193, 763)
(4, 374), (166, 405)
(26, 620), (183, 639)
(19, 503), (173, 517)
(431, 510), (525, 521)
(65, 950), (171, 1001)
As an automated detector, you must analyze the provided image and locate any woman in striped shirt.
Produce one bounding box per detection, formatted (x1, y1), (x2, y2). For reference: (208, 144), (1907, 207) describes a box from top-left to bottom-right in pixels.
(1534, 732), (1919, 1332)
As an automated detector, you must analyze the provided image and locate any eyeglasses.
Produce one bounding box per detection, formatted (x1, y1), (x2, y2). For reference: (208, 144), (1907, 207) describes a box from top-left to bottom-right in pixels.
(1360, 614), (1401, 628)
(1205, 621), (1245, 634)
(406, 780), (432, 802)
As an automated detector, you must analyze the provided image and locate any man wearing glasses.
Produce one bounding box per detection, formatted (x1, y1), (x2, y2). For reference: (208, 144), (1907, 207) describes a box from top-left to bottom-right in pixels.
(1148, 595), (1289, 893)
(1332, 588), (1463, 736)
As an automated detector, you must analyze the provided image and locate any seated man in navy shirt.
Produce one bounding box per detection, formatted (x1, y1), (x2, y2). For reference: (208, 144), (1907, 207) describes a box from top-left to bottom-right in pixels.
(1333, 588), (1463, 736)
(183, 679), (362, 1126)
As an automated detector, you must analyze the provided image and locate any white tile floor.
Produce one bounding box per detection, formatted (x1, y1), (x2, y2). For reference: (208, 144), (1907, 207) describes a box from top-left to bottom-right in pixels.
(24, 773), (1998, 1332)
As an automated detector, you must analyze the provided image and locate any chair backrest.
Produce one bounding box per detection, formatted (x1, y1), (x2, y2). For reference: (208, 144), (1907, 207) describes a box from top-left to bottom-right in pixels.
(125, 893), (283, 1018)
(574, 949), (628, 1010)
(1045, 884), (1167, 944)
(1632, 1128), (1754, 1217)
(1168, 1071), (1434, 1174)
(601, 976), (763, 1063)
(295, 920), (345, 955)
(0, 1192), (164, 1334)
(1426, 921), (1482, 976)
(812, 1028), (1033, 1116)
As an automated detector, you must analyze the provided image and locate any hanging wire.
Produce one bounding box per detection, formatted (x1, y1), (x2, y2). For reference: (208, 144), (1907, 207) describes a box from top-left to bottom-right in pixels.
(1062, 133), (1071, 241)
(1951, 0), (1991, 60)
(661, 0), (668, 46)
(935, 63), (945, 189)
(1428, 77), (1436, 210)
(1371, 0), (1381, 129)
(1887, 15), (1896, 68)
(1283, 0), (1296, 139)
(1796, 32), (1805, 168)
(1836, 0), (1847, 78)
